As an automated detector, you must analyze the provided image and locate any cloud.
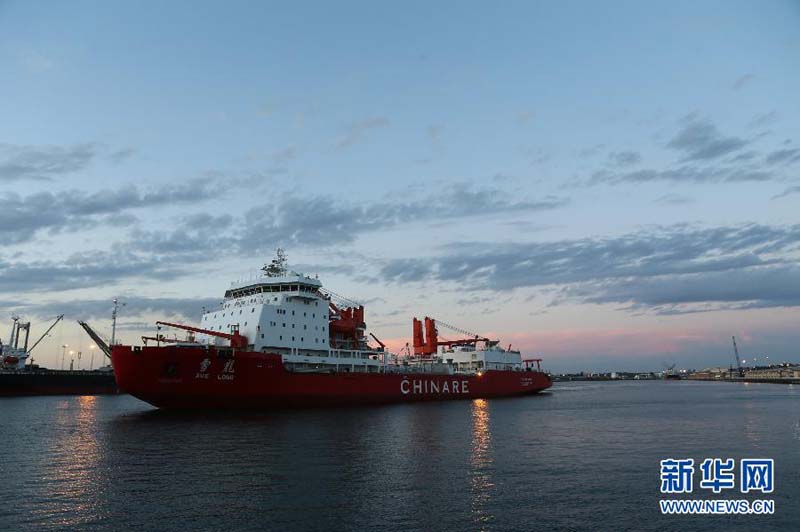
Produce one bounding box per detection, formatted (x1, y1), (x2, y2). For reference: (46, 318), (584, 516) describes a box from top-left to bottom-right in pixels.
(578, 144), (606, 158)
(0, 178), (216, 244)
(109, 148), (137, 164)
(732, 73), (755, 90)
(426, 125), (443, 142)
(336, 117), (390, 149)
(0, 251), (189, 294)
(0, 143), (96, 181)
(591, 165), (771, 185)
(608, 151), (641, 167)
(772, 185), (800, 200)
(271, 146), (297, 162)
(566, 265), (800, 314)
(5, 296), (223, 322)
(666, 118), (748, 161)
(765, 148), (800, 165)
(378, 223), (800, 313)
(0, 182), (569, 294)
(237, 186), (569, 249)
(516, 111), (535, 126)
(653, 194), (693, 205)
(748, 111), (778, 129)
(588, 117), (780, 186)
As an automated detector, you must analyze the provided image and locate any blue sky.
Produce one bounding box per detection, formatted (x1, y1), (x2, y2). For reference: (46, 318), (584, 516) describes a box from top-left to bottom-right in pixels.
(1, 1), (799, 372)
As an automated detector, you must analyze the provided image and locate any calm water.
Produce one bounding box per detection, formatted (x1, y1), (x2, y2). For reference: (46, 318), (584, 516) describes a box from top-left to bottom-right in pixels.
(1, 381), (798, 531)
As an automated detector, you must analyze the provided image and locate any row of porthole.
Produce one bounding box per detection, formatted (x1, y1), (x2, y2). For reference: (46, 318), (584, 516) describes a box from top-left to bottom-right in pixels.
(260, 334), (322, 344)
(206, 322), (327, 333)
(212, 302), (325, 319)
(223, 298), (322, 308)
(267, 321), (324, 331)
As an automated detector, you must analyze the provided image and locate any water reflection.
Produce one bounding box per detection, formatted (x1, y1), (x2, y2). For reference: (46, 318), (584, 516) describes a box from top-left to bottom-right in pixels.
(36, 395), (105, 528)
(470, 399), (494, 529)
(742, 398), (762, 445)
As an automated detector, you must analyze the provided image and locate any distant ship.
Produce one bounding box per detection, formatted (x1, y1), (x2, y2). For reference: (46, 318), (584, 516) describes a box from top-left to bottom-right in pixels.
(663, 363), (682, 380)
(0, 316), (118, 396)
(112, 251), (552, 409)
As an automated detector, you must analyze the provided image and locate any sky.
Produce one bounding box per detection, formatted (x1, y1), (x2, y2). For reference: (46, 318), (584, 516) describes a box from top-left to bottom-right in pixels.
(1, 0), (799, 372)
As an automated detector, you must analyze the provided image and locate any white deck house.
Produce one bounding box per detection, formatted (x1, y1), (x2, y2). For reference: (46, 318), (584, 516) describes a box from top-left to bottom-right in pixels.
(197, 272), (384, 372)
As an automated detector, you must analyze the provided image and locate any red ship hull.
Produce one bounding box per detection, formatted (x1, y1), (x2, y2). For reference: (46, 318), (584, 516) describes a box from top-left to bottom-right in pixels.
(112, 345), (552, 409)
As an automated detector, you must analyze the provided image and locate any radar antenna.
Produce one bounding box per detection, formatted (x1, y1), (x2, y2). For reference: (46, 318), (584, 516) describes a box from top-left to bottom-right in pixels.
(262, 248), (288, 277)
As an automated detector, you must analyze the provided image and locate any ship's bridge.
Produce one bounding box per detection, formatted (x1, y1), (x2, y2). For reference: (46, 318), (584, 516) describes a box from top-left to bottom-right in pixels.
(224, 273), (323, 299)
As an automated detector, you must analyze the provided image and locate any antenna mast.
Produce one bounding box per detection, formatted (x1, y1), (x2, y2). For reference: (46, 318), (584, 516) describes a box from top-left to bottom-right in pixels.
(262, 248), (288, 277)
(111, 299), (125, 346)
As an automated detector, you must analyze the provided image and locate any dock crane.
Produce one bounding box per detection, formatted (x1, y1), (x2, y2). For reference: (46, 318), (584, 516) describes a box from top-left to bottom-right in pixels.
(27, 315), (64, 354)
(732, 336), (745, 378)
(78, 321), (112, 358)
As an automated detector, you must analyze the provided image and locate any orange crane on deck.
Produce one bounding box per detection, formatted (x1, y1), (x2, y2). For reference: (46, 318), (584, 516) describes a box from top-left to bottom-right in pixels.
(412, 316), (491, 357)
(155, 321), (249, 349)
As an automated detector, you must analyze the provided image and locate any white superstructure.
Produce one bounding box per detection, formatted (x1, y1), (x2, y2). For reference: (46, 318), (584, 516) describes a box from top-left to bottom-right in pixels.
(1, 317), (30, 370)
(197, 267), (385, 373)
(440, 343), (524, 373)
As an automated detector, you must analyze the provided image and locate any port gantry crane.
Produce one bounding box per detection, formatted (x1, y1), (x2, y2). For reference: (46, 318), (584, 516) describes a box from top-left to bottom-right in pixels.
(732, 336), (745, 378)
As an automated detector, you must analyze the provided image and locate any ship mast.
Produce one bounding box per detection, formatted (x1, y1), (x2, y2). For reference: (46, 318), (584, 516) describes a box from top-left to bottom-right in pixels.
(111, 299), (125, 346)
(262, 248), (288, 277)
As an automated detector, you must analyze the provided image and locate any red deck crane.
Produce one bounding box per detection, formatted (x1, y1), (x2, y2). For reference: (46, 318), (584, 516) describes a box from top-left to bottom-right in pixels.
(412, 316), (492, 356)
(156, 321), (249, 349)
